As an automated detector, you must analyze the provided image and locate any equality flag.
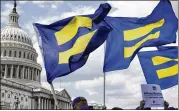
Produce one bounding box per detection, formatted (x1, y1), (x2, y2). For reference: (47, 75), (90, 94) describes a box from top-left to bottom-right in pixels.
(33, 3), (112, 83)
(138, 46), (178, 89)
(103, 0), (178, 72)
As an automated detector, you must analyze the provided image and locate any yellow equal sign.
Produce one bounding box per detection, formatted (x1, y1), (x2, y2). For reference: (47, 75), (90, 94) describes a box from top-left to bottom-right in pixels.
(152, 56), (178, 79)
(54, 16), (97, 64)
(124, 18), (165, 58)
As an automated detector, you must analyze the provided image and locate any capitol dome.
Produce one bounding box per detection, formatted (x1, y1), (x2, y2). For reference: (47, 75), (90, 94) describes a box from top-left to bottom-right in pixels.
(1, 26), (33, 45)
(1, 2), (42, 84)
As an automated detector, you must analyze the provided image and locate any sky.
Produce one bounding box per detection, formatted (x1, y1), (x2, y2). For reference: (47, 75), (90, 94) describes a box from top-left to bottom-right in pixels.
(1, 0), (178, 109)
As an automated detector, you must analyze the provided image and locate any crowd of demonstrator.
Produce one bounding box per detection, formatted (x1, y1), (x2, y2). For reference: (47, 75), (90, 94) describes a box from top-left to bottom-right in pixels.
(72, 97), (178, 110)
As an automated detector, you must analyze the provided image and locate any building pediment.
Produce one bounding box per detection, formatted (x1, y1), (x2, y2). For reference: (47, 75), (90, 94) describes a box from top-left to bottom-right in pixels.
(55, 89), (71, 100)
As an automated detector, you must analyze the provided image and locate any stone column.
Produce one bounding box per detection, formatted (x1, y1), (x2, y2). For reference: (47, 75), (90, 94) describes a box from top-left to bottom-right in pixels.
(44, 98), (46, 109)
(10, 65), (13, 78)
(28, 67), (30, 80)
(30, 67), (32, 80)
(4, 64), (7, 78)
(34, 69), (36, 81)
(37, 70), (39, 81)
(31, 98), (34, 109)
(65, 102), (67, 109)
(42, 98), (44, 110)
(49, 100), (51, 109)
(47, 99), (49, 109)
(31, 68), (34, 81)
(16, 65), (19, 78)
(46, 99), (48, 109)
(22, 66), (25, 79)
(38, 97), (41, 109)
(36, 69), (38, 81)
(39, 70), (41, 83)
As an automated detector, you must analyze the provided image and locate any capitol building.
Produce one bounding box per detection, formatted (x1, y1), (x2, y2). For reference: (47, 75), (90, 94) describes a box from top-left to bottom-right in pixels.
(0, 1), (72, 110)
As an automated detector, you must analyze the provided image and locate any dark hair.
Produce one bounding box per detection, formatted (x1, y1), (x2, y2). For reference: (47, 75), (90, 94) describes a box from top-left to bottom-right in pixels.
(112, 107), (123, 110)
(167, 107), (177, 110)
(89, 106), (93, 110)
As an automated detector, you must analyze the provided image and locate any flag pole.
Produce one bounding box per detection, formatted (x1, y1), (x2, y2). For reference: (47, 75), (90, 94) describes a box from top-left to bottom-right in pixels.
(103, 42), (106, 108)
(103, 72), (106, 107)
(49, 82), (58, 109)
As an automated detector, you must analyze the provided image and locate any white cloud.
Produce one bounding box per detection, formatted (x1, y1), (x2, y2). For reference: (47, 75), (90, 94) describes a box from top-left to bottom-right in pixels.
(36, 16), (61, 24)
(60, 6), (95, 19)
(18, 1), (28, 4)
(31, 1), (63, 8)
(107, 1), (159, 17)
(51, 4), (57, 9)
(39, 4), (45, 8)
(32, 1), (63, 4)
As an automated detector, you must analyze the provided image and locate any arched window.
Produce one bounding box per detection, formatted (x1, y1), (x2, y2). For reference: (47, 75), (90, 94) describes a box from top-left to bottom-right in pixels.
(8, 94), (10, 98)
(24, 52), (26, 58)
(31, 54), (33, 60)
(4, 50), (6, 56)
(1, 50), (3, 57)
(9, 50), (12, 57)
(27, 53), (30, 59)
(1, 92), (4, 98)
(7, 65), (11, 78)
(14, 51), (16, 57)
(18, 36), (20, 40)
(1, 65), (5, 77)
(33, 55), (35, 61)
(19, 52), (21, 58)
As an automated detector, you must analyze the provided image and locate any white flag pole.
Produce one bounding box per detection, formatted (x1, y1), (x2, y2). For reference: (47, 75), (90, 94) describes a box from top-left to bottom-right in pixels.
(103, 42), (106, 107)
(103, 72), (106, 107)
(49, 82), (58, 109)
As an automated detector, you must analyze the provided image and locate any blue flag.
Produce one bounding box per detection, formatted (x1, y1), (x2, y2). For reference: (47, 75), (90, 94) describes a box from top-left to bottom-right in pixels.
(33, 3), (112, 83)
(138, 46), (178, 90)
(103, 0), (178, 72)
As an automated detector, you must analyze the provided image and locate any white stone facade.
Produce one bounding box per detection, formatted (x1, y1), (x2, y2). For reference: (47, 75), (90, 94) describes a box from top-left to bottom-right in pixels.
(0, 2), (72, 110)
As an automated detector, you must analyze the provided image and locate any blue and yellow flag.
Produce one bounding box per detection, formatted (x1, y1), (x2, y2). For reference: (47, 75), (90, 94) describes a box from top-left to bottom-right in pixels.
(103, 0), (178, 72)
(138, 46), (178, 90)
(33, 3), (112, 83)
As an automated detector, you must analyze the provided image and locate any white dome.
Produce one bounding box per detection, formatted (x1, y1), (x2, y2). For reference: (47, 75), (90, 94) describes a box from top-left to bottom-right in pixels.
(1, 4), (32, 46)
(1, 2), (42, 83)
(1, 26), (32, 45)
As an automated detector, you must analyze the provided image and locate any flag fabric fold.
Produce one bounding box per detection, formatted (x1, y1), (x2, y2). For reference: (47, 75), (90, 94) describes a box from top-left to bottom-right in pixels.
(33, 3), (112, 83)
(103, 0), (178, 72)
(138, 46), (178, 90)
